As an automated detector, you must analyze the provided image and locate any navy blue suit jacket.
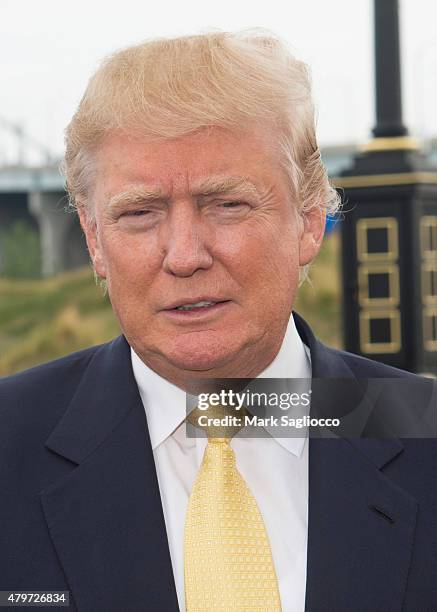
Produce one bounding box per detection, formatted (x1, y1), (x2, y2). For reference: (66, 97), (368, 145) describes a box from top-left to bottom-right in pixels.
(1, 312), (437, 611)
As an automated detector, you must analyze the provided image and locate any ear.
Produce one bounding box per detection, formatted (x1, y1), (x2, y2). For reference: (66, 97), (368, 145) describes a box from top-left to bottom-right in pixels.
(298, 206), (326, 266)
(77, 201), (107, 278)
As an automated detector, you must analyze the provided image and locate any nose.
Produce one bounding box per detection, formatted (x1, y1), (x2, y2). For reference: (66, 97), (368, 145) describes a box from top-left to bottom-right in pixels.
(161, 201), (213, 277)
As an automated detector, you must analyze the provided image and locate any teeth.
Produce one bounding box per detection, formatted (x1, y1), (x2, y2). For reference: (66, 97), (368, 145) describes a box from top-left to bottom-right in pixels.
(176, 301), (216, 311)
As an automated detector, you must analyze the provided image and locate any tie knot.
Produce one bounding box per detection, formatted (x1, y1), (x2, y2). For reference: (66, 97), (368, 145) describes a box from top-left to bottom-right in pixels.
(187, 403), (248, 441)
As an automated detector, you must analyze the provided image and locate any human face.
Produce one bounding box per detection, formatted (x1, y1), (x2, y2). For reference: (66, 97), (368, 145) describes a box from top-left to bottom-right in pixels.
(80, 126), (324, 387)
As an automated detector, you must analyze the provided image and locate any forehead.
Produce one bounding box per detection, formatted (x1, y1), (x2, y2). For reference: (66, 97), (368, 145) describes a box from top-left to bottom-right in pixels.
(92, 126), (282, 196)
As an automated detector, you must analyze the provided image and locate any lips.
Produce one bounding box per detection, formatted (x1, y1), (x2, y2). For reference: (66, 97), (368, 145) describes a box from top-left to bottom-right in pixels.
(163, 297), (229, 311)
(174, 300), (218, 311)
(161, 298), (231, 319)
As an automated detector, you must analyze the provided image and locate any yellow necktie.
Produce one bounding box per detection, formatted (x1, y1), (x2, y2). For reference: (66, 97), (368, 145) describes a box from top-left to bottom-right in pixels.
(184, 406), (282, 611)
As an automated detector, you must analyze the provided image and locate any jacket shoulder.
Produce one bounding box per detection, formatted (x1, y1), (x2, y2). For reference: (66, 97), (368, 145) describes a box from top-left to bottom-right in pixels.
(329, 346), (428, 381)
(0, 342), (112, 426)
(1, 343), (102, 387)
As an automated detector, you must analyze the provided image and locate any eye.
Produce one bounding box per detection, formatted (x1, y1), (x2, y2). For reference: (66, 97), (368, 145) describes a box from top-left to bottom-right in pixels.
(117, 207), (162, 230)
(210, 200), (251, 220)
(219, 201), (246, 209)
(125, 209), (151, 216)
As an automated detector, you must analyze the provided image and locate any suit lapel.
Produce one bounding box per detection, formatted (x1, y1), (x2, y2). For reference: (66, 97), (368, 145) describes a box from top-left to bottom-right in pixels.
(39, 336), (179, 612)
(294, 312), (418, 612)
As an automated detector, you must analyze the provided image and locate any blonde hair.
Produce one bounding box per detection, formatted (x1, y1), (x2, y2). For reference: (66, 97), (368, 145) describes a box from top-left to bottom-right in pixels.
(62, 29), (340, 281)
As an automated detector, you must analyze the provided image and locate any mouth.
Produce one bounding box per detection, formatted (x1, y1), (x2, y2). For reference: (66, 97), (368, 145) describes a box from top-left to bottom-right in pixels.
(162, 299), (232, 319)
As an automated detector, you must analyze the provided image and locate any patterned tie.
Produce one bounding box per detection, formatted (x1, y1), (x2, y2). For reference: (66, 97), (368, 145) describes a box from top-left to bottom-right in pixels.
(184, 405), (282, 611)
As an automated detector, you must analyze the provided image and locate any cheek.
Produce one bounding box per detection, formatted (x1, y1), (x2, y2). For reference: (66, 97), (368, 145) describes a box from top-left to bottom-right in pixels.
(99, 229), (161, 291)
(219, 222), (299, 286)
(212, 227), (299, 331)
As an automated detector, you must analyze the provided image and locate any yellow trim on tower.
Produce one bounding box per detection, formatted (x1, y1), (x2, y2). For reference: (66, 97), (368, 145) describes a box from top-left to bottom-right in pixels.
(359, 310), (401, 354)
(359, 136), (420, 153)
(421, 216), (437, 258)
(358, 264), (399, 307)
(333, 172), (437, 189)
(423, 307), (437, 351)
(421, 262), (437, 306)
(356, 217), (399, 262)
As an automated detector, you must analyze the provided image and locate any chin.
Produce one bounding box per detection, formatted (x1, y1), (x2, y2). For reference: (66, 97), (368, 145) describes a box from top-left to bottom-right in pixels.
(162, 334), (239, 372)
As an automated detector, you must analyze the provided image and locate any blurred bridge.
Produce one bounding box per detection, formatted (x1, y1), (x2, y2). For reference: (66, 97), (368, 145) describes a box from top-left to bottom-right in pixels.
(0, 164), (88, 276)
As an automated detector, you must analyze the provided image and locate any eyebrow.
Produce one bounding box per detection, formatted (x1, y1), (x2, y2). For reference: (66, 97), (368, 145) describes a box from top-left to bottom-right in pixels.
(106, 187), (165, 213)
(190, 176), (261, 198)
(105, 176), (262, 213)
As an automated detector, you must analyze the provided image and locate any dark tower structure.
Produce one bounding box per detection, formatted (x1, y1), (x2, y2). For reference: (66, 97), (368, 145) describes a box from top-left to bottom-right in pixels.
(337, 0), (437, 374)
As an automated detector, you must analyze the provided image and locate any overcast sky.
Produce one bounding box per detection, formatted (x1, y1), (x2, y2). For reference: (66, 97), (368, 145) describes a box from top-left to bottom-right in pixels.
(1, 0), (436, 164)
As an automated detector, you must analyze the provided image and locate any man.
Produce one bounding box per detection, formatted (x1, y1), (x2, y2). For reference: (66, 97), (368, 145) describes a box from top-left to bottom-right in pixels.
(1, 30), (437, 611)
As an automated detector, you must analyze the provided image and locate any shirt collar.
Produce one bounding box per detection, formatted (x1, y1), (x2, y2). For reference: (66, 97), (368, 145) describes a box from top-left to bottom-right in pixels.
(131, 312), (312, 457)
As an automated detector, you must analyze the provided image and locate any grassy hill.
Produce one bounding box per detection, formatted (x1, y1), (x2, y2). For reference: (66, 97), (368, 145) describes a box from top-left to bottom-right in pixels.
(0, 233), (341, 376)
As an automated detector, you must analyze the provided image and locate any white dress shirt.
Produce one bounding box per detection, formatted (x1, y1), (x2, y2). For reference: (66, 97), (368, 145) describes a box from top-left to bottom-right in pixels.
(131, 313), (312, 612)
